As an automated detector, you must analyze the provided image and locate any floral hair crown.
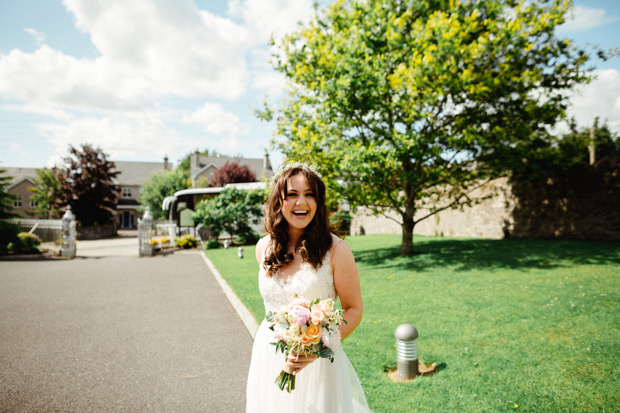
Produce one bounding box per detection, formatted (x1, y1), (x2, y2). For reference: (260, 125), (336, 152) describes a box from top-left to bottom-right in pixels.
(269, 162), (322, 188)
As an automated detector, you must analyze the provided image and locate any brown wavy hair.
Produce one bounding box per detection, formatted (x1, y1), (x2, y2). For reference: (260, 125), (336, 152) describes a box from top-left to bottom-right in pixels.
(263, 166), (333, 277)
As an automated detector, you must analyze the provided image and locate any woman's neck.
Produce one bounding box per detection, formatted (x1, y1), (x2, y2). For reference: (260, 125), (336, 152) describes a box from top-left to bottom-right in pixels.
(287, 227), (304, 253)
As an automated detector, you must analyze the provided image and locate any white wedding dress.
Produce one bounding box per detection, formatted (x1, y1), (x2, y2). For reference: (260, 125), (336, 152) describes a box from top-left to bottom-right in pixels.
(246, 246), (372, 412)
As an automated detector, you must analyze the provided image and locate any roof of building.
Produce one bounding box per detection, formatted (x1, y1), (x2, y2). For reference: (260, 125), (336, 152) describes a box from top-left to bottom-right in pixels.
(190, 155), (273, 181)
(2, 161), (170, 188)
(1, 167), (39, 185)
(112, 161), (169, 186)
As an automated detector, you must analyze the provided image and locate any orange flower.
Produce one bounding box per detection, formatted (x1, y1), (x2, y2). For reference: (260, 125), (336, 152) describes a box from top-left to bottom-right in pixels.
(302, 324), (322, 345)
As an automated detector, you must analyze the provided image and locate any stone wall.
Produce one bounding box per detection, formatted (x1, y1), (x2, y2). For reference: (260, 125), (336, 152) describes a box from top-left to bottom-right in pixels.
(350, 178), (514, 239)
(350, 176), (620, 241)
(77, 222), (117, 240)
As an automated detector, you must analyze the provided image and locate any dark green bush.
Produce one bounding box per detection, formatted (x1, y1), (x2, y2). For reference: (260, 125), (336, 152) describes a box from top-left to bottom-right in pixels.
(234, 231), (261, 245)
(7, 232), (41, 254)
(0, 221), (19, 254)
(330, 210), (352, 236)
(206, 240), (222, 249)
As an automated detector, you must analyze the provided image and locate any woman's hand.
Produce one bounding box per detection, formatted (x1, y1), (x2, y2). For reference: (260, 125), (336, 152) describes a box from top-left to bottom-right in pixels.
(284, 352), (317, 375)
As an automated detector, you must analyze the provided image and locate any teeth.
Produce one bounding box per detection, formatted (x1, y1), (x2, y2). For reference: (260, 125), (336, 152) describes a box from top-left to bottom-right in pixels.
(293, 211), (308, 215)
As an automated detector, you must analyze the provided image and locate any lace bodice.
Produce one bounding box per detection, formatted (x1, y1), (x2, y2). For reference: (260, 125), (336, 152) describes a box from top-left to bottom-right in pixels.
(259, 251), (337, 314)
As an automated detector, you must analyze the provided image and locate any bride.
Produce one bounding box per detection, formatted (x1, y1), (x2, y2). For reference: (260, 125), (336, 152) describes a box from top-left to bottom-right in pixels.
(246, 162), (372, 412)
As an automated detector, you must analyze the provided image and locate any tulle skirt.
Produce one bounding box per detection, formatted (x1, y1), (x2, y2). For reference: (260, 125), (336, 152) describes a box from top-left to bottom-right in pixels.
(246, 319), (372, 413)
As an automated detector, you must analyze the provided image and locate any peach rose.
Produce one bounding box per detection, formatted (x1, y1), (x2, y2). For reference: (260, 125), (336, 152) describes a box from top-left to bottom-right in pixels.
(302, 323), (322, 345)
(310, 305), (325, 324)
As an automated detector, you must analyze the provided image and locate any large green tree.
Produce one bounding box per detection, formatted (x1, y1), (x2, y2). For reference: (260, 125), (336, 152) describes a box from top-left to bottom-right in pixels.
(139, 169), (189, 220)
(53, 144), (119, 227)
(28, 168), (61, 219)
(263, 0), (593, 254)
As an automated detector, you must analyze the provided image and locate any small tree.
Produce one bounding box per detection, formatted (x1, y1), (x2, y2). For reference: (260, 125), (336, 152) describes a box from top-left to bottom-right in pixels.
(28, 168), (61, 219)
(210, 161), (257, 187)
(140, 169), (189, 220)
(0, 169), (19, 253)
(0, 169), (17, 219)
(53, 144), (119, 227)
(193, 188), (264, 242)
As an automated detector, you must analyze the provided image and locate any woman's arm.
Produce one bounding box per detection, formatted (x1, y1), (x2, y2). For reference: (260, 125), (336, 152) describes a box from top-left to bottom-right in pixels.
(331, 238), (363, 340)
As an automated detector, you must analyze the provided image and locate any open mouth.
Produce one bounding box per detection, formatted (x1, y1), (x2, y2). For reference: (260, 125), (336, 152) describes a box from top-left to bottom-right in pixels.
(292, 211), (309, 217)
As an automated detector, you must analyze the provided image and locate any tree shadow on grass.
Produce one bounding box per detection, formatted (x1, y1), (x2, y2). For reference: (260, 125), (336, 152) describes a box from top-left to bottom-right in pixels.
(353, 237), (620, 272)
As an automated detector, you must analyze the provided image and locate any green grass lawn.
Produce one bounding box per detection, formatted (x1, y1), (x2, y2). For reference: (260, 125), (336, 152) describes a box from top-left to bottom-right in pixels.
(205, 235), (620, 412)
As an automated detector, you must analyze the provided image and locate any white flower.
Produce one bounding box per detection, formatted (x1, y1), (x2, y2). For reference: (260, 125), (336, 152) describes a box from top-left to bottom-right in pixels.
(321, 326), (341, 351)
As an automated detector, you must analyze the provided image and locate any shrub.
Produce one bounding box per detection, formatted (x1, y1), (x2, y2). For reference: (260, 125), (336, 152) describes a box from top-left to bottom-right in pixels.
(234, 232), (261, 245)
(175, 234), (198, 249)
(206, 240), (222, 249)
(7, 232), (41, 253)
(330, 210), (352, 236)
(0, 221), (19, 254)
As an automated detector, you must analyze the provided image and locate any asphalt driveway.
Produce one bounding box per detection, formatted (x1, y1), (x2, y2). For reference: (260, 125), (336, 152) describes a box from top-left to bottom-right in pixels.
(0, 248), (253, 412)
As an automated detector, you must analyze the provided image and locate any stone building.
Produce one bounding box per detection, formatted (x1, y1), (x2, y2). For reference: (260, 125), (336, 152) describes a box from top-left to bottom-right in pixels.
(189, 150), (274, 186)
(1, 157), (172, 227)
(2, 167), (39, 218)
(113, 158), (172, 228)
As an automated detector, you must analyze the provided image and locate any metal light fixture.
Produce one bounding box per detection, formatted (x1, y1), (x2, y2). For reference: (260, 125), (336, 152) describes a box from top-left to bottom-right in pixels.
(395, 324), (419, 380)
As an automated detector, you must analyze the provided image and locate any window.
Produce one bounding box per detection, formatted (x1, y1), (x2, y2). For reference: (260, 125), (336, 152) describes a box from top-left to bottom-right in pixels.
(122, 187), (132, 198)
(13, 194), (22, 208)
(29, 198), (38, 209)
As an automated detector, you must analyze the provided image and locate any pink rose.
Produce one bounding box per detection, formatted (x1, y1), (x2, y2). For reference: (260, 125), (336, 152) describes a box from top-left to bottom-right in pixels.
(289, 305), (311, 326)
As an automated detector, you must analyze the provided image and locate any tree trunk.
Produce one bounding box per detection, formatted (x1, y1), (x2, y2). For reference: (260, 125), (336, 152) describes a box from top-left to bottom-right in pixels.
(400, 220), (415, 255)
(400, 206), (416, 255)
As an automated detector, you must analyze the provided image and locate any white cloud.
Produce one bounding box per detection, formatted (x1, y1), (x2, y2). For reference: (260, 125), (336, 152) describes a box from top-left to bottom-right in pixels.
(557, 69), (620, 134)
(228, 0), (314, 45)
(558, 6), (618, 32)
(1, 103), (72, 120)
(0, 0), (310, 168)
(36, 110), (200, 167)
(24, 28), (46, 46)
(0, 0), (249, 112)
(182, 102), (244, 136)
(227, 0), (314, 99)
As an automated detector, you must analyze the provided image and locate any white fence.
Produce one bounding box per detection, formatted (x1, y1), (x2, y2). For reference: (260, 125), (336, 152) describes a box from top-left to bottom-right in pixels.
(2, 218), (63, 242)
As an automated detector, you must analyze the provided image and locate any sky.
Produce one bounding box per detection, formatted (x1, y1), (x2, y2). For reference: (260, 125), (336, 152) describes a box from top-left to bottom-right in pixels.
(0, 0), (619, 170)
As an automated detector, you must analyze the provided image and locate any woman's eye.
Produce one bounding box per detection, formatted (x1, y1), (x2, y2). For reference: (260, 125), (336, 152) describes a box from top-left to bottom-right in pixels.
(286, 193), (296, 198)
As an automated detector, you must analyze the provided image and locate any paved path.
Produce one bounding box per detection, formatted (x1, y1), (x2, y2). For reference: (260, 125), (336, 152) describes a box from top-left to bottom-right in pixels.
(0, 240), (253, 412)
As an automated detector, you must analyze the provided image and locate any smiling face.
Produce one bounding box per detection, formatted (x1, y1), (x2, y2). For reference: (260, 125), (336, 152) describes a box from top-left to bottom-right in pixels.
(281, 172), (318, 234)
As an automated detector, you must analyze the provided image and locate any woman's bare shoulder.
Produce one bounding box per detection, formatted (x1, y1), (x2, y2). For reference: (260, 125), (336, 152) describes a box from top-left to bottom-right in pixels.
(330, 233), (353, 262)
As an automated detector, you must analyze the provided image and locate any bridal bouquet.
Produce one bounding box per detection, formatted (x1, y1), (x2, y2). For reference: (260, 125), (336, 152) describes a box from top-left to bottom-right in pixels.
(266, 296), (345, 392)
